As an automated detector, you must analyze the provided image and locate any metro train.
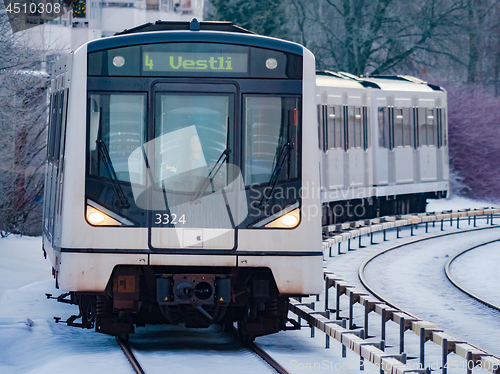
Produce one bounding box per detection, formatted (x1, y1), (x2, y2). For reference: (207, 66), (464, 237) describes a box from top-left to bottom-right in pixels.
(42, 20), (448, 340)
(316, 71), (449, 225)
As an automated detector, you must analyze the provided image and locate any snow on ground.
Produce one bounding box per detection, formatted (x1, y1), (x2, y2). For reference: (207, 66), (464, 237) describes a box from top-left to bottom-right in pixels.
(449, 240), (500, 307)
(362, 227), (500, 356)
(427, 196), (496, 212)
(0, 236), (133, 374)
(1, 197), (498, 373)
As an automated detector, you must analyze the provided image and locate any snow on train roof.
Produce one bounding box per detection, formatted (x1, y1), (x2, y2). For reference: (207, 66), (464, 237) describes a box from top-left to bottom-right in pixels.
(316, 71), (443, 92)
(361, 77), (440, 92)
(316, 74), (366, 89)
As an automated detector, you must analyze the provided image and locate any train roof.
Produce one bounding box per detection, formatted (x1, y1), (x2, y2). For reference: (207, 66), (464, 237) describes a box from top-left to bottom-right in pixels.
(316, 71), (444, 92)
(85, 19), (304, 56)
(316, 72), (366, 90)
(115, 19), (253, 35)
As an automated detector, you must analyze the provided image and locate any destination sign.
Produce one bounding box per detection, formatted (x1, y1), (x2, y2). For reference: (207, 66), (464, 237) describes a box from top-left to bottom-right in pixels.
(142, 52), (248, 73)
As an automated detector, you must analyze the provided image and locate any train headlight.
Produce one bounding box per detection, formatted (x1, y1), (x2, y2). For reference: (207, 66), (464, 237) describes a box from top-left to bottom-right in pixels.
(86, 201), (134, 226)
(88, 211), (105, 224)
(249, 203), (301, 229)
(281, 214), (299, 227)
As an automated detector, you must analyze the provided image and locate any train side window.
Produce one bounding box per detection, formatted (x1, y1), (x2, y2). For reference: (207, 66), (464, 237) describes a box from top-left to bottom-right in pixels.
(362, 106), (369, 150)
(317, 104), (322, 150)
(394, 108), (403, 147)
(347, 106), (358, 149)
(53, 91), (64, 163)
(418, 107), (427, 146)
(418, 107), (436, 146)
(378, 107), (389, 148)
(354, 107), (362, 148)
(328, 105), (343, 150)
(427, 108), (435, 146)
(402, 108), (412, 147)
(442, 108), (447, 146)
(46, 94), (56, 162)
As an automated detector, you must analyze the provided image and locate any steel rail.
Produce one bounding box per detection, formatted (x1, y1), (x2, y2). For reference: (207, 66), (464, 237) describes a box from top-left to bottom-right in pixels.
(444, 238), (500, 311)
(116, 337), (145, 374)
(232, 328), (290, 374)
(246, 340), (291, 374)
(358, 224), (500, 358)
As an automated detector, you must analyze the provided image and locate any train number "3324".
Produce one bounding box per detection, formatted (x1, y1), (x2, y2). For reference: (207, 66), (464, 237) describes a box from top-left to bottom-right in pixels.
(155, 213), (186, 225)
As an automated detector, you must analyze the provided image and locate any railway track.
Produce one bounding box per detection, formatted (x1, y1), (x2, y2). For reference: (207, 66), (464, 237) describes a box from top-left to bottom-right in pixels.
(444, 238), (500, 311)
(116, 327), (289, 374)
(113, 208), (500, 374)
(354, 225), (500, 366)
(358, 224), (500, 315)
(116, 337), (145, 374)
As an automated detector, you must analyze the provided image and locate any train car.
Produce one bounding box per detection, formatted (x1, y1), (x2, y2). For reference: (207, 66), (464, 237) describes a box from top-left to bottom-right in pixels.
(43, 20), (323, 340)
(316, 71), (449, 225)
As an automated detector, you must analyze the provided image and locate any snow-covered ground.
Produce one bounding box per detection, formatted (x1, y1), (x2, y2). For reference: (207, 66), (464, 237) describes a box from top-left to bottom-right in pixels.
(426, 196), (496, 212)
(0, 235), (379, 374)
(362, 227), (500, 356)
(0, 236), (133, 374)
(1, 196), (498, 373)
(449, 240), (500, 307)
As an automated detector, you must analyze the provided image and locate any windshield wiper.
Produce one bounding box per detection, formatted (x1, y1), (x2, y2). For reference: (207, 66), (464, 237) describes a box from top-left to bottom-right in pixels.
(192, 148), (231, 201)
(96, 139), (130, 209)
(259, 142), (293, 207)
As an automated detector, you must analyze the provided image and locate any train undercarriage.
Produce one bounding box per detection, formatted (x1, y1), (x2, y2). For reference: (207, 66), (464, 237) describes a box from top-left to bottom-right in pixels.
(321, 192), (447, 226)
(50, 265), (290, 341)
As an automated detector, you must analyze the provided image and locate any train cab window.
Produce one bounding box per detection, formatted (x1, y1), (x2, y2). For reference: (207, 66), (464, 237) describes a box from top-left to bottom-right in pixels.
(243, 96), (300, 186)
(419, 107), (436, 146)
(328, 105), (343, 150)
(88, 94), (147, 184)
(378, 107), (390, 148)
(154, 94), (232, 192)
(394, 108), (412, 147)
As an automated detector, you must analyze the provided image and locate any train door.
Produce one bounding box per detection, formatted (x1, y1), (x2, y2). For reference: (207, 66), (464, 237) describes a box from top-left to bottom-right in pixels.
(148, 82), (240, 251)
(418, 104), (438, 182)
(392, 99), (414, 184)
(320, 91), (344, 189)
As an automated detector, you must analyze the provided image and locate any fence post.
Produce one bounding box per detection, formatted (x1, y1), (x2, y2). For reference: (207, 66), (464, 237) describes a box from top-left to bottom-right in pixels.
(420, 327), (426, 369)
(442, 338), (448, 374)
(325, 310), (330, 349)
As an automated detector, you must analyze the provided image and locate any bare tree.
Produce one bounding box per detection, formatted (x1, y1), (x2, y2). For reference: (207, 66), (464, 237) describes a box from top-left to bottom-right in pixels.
(205, 0), (290, 38)
(0, 9), (49, 236)
(287, 0), (471, 76)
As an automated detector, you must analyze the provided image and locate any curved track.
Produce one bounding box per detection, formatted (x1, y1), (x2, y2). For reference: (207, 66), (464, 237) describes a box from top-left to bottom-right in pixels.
(445, 239), (500, 311)
(358, 225), (500, 356)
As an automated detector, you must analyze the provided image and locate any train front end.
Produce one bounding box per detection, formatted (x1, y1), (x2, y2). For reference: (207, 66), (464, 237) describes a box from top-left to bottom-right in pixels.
(43, 22), (322, 339)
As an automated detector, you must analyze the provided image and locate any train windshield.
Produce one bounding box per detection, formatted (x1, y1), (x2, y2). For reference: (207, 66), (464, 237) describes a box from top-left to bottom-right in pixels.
(243, 96), (300, 186)
(154, 94), (232, 193)
(86, 92), (301, 229)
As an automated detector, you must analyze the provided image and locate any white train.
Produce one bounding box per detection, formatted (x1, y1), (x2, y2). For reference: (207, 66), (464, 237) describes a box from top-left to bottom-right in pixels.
(42, 20), (447, 340)
(43, 20), (322, 340)
(316, 71), (448, 225)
